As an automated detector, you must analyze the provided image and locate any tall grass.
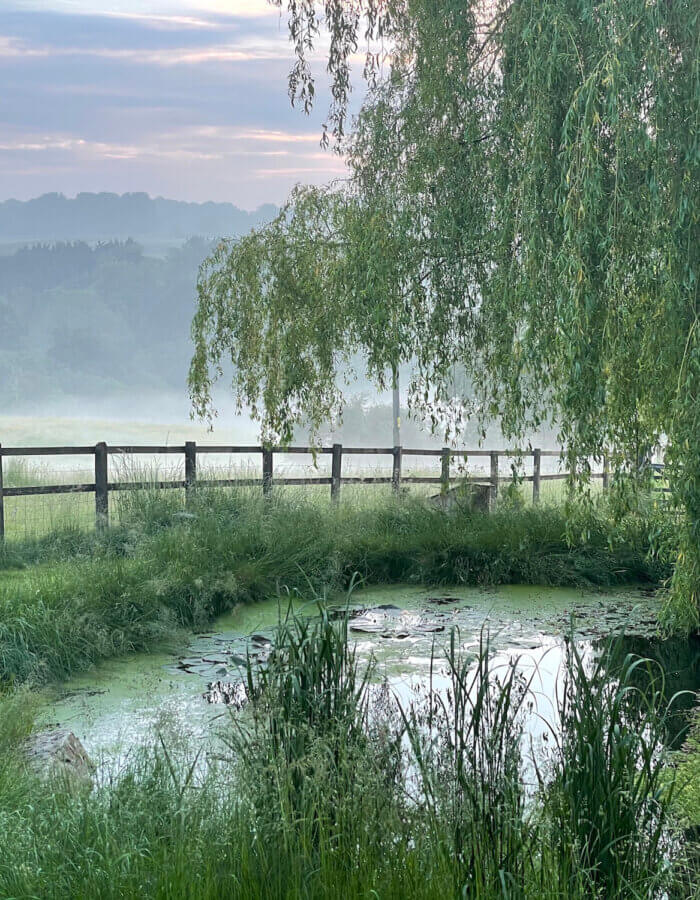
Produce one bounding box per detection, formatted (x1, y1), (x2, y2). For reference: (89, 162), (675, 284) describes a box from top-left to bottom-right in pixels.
(543, 644), (679, 896)
(402, 629), (535, 894)
(0, 614), (692, 898)
(3, 458), (44, 488)
(674, 703), (700, 830)
(0, 487), (674, 685)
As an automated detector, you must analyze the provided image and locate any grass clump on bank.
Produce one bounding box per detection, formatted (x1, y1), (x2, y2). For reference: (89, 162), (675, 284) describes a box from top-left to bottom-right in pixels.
(0, 488), (675, 685)
(0, 612), (693, 898)
(674, 703), (700, 829)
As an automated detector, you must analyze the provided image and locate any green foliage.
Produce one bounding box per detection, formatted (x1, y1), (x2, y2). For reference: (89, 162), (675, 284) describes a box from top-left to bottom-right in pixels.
(227, 608), (391, 874)
(674, 703), (700, 829)
(190, 0), (699, 628)
(545, 643), (677, 896)
(239, 606), (372, 748)
(403, 630), (535, 894)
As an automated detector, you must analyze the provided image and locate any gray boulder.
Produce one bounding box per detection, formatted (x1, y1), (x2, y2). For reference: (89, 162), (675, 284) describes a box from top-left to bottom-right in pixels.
(25, 729), (95, 786)
(430, 482), (490, 512)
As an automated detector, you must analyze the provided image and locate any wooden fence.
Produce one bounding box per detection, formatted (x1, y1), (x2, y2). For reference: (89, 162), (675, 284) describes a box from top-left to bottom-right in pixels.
(0, 442), (608, 538)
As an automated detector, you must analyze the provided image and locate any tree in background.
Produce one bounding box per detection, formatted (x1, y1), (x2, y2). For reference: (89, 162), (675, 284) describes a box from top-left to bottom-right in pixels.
(189, 0), (698, 630)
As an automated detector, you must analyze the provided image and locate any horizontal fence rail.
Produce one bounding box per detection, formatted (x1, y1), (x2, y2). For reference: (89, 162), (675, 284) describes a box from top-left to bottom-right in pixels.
(0, 441), (621, 538)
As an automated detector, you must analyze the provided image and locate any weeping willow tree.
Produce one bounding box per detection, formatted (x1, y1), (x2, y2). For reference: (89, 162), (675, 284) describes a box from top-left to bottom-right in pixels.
(190, 0), (699, 629)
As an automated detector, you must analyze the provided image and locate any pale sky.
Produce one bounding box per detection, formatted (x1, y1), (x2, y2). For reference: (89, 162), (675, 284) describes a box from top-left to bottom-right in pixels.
(0, 1), (354, 208)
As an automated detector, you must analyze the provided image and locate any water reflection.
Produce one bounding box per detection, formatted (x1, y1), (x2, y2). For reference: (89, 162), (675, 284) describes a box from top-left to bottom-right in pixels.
(595, 633), (700, 749)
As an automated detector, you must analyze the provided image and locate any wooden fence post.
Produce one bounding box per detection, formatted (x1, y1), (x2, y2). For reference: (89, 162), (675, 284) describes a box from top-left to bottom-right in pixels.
(490, 451), (499, 507)
(392, 446), (402, 494)
(95, 442), (109, 529)
(185, 441), (197, 508)
(532, 448), (541, 504)
(262, 448), (273, 497)
(331, 443), (342, 502)
(603, 454), (609, 491)
(441, 447), (450, 495)
(0, 445), (4, 541)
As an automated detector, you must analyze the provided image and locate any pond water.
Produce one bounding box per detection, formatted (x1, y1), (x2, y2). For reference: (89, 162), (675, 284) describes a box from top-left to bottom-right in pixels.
(36, 584), (698, 768)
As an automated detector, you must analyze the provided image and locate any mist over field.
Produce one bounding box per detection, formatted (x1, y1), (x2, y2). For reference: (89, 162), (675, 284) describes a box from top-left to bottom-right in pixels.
(0, 190), (560, 450)
(0, 192), (517, 448)
(0, 193), (271, 430)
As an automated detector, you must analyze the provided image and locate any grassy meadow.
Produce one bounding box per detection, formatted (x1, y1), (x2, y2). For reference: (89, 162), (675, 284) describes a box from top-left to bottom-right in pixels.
(0, 414), (232, 540)
(0, 413), (595, 543)
(0, 462), (581, 543)
(0, 413), (215, 447)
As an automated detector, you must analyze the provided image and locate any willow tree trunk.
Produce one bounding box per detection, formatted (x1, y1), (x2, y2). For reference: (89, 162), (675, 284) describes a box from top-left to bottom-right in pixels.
(392, 366), (400, 447)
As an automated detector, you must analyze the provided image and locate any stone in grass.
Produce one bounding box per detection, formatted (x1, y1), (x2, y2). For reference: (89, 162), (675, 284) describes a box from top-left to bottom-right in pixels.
(25, 729), (95, 787)
(429, 482), (490, 513)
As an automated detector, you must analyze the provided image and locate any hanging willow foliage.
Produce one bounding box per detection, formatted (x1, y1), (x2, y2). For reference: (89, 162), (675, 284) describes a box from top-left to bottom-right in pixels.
(189, 0), (699, 629)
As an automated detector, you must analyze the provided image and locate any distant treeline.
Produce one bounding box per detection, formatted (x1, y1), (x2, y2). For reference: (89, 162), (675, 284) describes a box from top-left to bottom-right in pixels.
(0, 192), (277, 243)
(0, 240), (144, 292)
(0, 238), (216, 407)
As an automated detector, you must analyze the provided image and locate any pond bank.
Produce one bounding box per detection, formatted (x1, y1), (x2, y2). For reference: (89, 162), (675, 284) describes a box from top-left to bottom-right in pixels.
(4, 580), (698, 900)
(0, 492), (676, 686)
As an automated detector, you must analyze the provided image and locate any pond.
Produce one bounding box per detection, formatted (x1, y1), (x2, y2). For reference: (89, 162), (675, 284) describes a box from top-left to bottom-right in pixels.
(36, 583), (699, 768)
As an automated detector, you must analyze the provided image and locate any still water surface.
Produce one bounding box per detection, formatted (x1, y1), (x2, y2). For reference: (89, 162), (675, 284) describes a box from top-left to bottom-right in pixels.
(37, 584), (698, 767)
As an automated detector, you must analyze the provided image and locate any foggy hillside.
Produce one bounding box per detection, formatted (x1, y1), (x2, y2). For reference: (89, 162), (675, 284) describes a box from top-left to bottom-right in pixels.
(0, 193), (279, 417)
(0, 237), (217, 413)
(0, 195), (557, 447)
(0, 193), (277, 246)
